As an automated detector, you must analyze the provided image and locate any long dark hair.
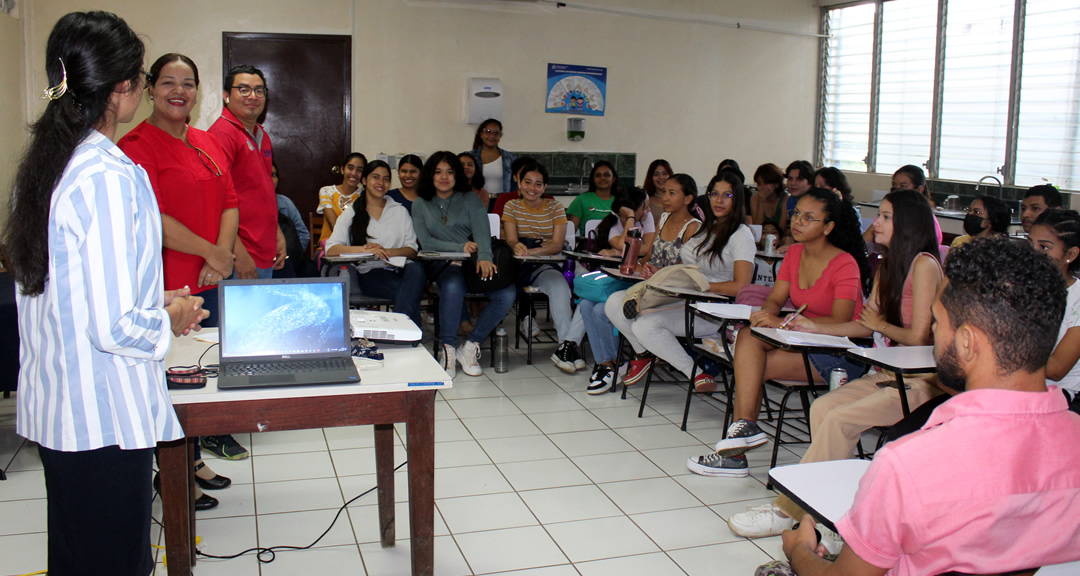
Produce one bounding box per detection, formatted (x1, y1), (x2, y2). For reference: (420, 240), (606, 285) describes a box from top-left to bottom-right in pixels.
(471, 118), (502, 150)
(587, 160), (620, 195)
(348, 160), (391, 246)
(458, 151), (485, 190)
(643, 159), (672, 196)
(148, 53), (200, 88)
(1034, 208), (1080, 275)
(876, 189), (939, 330)
(693, 172), (745, 265)
(814, 166), (853, 205)
(2, 11), (144, 295)
(595, 187), (648, 250)
(417, 151), (469, 200)
(804, 187), (873, 298)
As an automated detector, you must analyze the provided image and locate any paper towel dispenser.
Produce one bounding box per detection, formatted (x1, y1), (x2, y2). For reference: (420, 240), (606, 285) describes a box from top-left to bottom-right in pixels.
(468, 78), (503, 124)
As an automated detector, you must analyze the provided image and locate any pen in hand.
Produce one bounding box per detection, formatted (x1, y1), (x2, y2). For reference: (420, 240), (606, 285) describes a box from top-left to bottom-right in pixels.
(778, 304), (808, 330)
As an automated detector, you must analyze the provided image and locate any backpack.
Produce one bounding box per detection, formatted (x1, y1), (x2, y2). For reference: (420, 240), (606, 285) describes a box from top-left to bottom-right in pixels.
(621, 264), (710, 319)
(463, 238), (520, 293)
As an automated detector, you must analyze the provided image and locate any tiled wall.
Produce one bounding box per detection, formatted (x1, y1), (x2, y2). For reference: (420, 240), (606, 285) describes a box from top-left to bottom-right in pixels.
(511, 152), (637, 189)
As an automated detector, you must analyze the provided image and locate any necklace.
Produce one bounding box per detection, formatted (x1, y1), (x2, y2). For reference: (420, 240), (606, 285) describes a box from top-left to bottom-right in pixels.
(436, 195), (452, 225)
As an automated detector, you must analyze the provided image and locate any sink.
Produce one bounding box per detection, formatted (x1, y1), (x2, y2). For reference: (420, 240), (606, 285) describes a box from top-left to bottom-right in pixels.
(547, 184), (589, 195)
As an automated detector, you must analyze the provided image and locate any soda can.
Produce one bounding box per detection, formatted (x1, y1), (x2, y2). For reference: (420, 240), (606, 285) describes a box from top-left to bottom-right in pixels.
(764, 234), (778, 254)
(829, 368), (848, 391)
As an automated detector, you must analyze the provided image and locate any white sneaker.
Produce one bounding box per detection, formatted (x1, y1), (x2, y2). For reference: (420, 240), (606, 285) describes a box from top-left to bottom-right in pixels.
(456, 340), (483, 377)
(726, 504), (794, 538)
(519, 315), (540, 340)
(439, 343), (456, 379)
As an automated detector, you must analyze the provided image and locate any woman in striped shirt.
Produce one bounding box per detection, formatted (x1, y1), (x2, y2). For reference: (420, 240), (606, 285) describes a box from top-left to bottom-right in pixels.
(0, 12), (207, 575)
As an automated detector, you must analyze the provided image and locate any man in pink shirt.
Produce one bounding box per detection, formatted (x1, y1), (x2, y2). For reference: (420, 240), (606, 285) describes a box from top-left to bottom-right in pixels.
(780, 238), (1080, 576)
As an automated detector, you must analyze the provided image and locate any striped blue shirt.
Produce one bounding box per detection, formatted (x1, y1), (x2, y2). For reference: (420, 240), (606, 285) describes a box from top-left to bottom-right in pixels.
(16, 130), (183, 451)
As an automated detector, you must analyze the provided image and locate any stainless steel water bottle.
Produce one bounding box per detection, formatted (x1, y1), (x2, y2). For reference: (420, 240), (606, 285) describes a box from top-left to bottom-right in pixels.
(494, 328), (509, 373)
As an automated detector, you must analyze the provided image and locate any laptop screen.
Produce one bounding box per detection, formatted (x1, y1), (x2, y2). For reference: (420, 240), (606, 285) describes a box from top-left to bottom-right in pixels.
(218, 278), (351, 360)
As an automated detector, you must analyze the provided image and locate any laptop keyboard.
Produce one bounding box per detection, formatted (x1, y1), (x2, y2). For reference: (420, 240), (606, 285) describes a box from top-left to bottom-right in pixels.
(223, 357), (353, 377)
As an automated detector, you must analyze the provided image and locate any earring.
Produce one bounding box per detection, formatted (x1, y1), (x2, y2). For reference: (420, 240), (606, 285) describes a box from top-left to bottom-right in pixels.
(193, 99), (198, 104)
(225, 97), (230, 104)
(149, 95), (154, 100)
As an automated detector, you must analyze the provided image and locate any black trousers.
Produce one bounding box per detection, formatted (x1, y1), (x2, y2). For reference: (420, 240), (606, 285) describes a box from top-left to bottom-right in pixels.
(38, 444), (155, 576)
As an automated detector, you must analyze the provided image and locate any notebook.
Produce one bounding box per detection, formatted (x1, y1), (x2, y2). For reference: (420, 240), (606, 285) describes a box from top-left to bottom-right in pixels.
(216, 277), (360, 389)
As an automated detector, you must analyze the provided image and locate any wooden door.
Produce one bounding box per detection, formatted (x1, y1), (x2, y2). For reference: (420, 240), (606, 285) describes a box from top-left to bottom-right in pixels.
(222, 32), (351, 219)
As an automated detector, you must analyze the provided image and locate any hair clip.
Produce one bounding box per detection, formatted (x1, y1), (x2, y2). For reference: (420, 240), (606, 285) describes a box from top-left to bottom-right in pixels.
(40, 58), (72, 101)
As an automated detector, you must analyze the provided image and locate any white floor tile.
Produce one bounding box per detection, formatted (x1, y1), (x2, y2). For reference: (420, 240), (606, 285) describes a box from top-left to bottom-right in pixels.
(640, 445), (716, 477)
(347, 500), (450, 544)
(257, 508), (357, 549)
(195, 515), (257, 557)
(439, 379), (506, 400)
(249, 428), (329, 455)
(454, 525), (569, 574)
(6, 444), (42, 471)
(487, 565), (579, 576)
(754, 535), (787, 561)
(673, 473), (773, 506)
(435, 402), (459, 421)
(547, 430), (635, 458)
(510, 392), (586, 415)
(199, 454), (255, 485)
(494, 377), (568, 396)
(434, 464), (514, 499)
(197, 481), (257, 520)
(631, 507), (740, 550)
(574, 552), (686, 576)
(615, 423), (708, 451)
(446, 397), (524, 419)
(479, 435), (565, 463)
(340, 470), (409, 506)
(435, 439), (493, 468)
(170, 555), (261, 576)
(527, 410), (607, 434)
(570, 452), (666, 484)
(495, 459), (592, 492)
(483, 364), (548, 382)
(667, 540), (774, 576)
(359, 534), (472, 575)
(598, 477), (701, 515)
(437, 492), (538, 534)
(545, 516), (659, 563)
(518, 485), (622, 524)
(0, 532), (47, 576)
(259, 544), (367, 576)
(585, 405), (669, 429)
(462, 414), (544, 439)
(435, 418), (475, 443)
(254, 477), (344, 515)
(0, 469), (46, 501)
(330, 445), (409, 477)
(253, 450), (336, 483)
(324, 425), (377, 450)
(0, 499), (46, 535)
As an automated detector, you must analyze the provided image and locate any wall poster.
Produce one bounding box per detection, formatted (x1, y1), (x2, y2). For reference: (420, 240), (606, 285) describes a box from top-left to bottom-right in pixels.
(546, 63), (606, 116)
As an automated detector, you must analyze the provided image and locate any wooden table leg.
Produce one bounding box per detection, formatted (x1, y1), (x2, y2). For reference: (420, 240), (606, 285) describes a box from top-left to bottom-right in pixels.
(374, 423), (396, 547)
(159, 436), (194, 576)
(406, 391), (436, 576)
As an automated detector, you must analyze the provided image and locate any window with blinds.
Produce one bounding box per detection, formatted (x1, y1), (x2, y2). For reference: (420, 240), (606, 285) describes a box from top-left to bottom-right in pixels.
(820, 3), (875, 171)
(1014, 0), (1080, 189)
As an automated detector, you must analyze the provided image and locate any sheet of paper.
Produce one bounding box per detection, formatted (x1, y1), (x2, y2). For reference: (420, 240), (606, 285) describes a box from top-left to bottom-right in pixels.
(693, 303), (753, 319)
(419, 251), (469, 258)
(193, 332), (219, 344)
(386, 256), (407, 268)
(329, 252), (373, 261)
(755, 327), (856, 349)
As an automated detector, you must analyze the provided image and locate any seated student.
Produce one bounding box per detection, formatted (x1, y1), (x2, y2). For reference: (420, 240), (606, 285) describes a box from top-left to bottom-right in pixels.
(412, 151), (516, 378)
(386, 154), (423, 215)
(1029, 208), (1080, 411)
(458, 151), (489, 210)
(317, 152), (366, 246)
(325, 160), (425, 328)
(491, 156), (548, 217)
(583, 184), (699, 393)
(1020, 183), (1064, 234)
(707, 187), (872, 474)
(566, 160), (620, 232)
(501, 161), (585, 370)
(712, 189), (943, 536)
(750, 163), (789, 234)
(770, 238), (1080, 576)
(605, 173), (755, 389)
(642, 158), (673, 224)
(950, 195), (1011, 248)
(779, 160), (815, 248)
(814, 166), (861, 220)
(864, 165), (943, 244)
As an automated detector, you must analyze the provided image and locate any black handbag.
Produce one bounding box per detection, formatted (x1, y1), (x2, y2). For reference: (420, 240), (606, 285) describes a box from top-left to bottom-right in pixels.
(463, 238), (519, 292)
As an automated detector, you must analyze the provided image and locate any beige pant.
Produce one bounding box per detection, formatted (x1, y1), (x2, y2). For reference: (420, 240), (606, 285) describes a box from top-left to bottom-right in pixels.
(775, 370), (942, 519)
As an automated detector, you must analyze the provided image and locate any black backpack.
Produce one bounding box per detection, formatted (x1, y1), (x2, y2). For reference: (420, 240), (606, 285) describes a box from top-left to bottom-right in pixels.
(463, 238), (519, 293)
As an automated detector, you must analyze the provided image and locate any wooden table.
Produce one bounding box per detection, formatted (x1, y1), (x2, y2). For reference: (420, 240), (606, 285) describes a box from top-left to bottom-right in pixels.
(159, 330), (450, 576)
(844, 345), (936, 416)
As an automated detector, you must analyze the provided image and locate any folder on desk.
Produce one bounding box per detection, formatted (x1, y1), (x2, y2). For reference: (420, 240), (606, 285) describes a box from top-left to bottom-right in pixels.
(754, 328), (856, 349)
(216, 277), (361, 389)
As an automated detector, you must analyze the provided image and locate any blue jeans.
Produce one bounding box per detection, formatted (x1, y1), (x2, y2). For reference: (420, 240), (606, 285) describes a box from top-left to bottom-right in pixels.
(429, 262), (516, 347)
(356, 262), (427, 328)
(580, 298), (618, 364)
(256, 267), (274, 279)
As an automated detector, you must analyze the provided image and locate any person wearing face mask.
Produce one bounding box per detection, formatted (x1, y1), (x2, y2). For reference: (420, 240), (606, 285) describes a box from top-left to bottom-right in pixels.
(950, 195), (1011, 248)
(387, 154), (423, 215)
(325, 160), (425, 328)
(317, 152), (366, 246)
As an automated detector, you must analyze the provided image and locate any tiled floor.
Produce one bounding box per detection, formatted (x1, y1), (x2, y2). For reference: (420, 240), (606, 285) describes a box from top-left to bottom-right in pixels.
(0, 329), (812, 576)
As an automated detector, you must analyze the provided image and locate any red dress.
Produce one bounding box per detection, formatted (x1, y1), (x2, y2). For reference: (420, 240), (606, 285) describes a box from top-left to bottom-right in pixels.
(118, 121), (239, 294)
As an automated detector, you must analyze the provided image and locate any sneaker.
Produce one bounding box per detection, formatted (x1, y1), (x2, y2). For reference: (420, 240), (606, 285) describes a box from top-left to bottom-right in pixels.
(694, 373), (717, 393)
(586, 365), (615, 395)
(622, 357), (652, 386)
(551, 341), (581, 374)
(439, 343), (456, 379)
(456, 341), (482, 377)
(200, 435), (249, 460)
(727, 504), (794, 538)
(713, 419), (769, 457)
(686, 452), (748, 477)
(519, 315), (540, 340)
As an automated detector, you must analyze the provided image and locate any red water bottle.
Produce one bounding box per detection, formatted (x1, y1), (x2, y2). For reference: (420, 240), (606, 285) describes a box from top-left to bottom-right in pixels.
(620, 227), (643, 275)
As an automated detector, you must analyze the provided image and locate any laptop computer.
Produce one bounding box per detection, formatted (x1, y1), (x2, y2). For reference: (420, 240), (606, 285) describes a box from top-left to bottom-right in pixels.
(350, 310), (423, 344)
(216, 277), (360, 389)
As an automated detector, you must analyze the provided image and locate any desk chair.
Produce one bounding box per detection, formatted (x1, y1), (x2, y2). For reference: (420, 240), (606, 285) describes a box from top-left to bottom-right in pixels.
(583, 219), (600, 239)
(308, 212), (324, 260)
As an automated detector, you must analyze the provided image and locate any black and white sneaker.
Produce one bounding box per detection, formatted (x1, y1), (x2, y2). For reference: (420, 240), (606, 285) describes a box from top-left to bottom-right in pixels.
(686, 452), (749, 477)
(713, 419), (768, 457)
(551, 341), (582, 374)
(586, 365), (615, 395)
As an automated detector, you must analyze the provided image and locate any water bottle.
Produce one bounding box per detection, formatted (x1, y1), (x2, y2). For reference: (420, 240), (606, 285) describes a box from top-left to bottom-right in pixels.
(620, 227), (643, 275)
(493, 328), (509, 373)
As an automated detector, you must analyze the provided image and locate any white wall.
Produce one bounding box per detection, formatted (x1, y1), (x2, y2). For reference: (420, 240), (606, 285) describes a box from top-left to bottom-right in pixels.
(352, 0), (821, 181)
(0, 10), (26, 231)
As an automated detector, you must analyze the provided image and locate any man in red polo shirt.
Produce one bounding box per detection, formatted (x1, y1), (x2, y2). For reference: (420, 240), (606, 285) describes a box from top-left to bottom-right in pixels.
(209, 64), (285, 280)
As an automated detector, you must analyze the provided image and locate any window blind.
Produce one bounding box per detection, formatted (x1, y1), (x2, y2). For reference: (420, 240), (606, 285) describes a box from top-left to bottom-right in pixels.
(821, 3), (876, 171)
